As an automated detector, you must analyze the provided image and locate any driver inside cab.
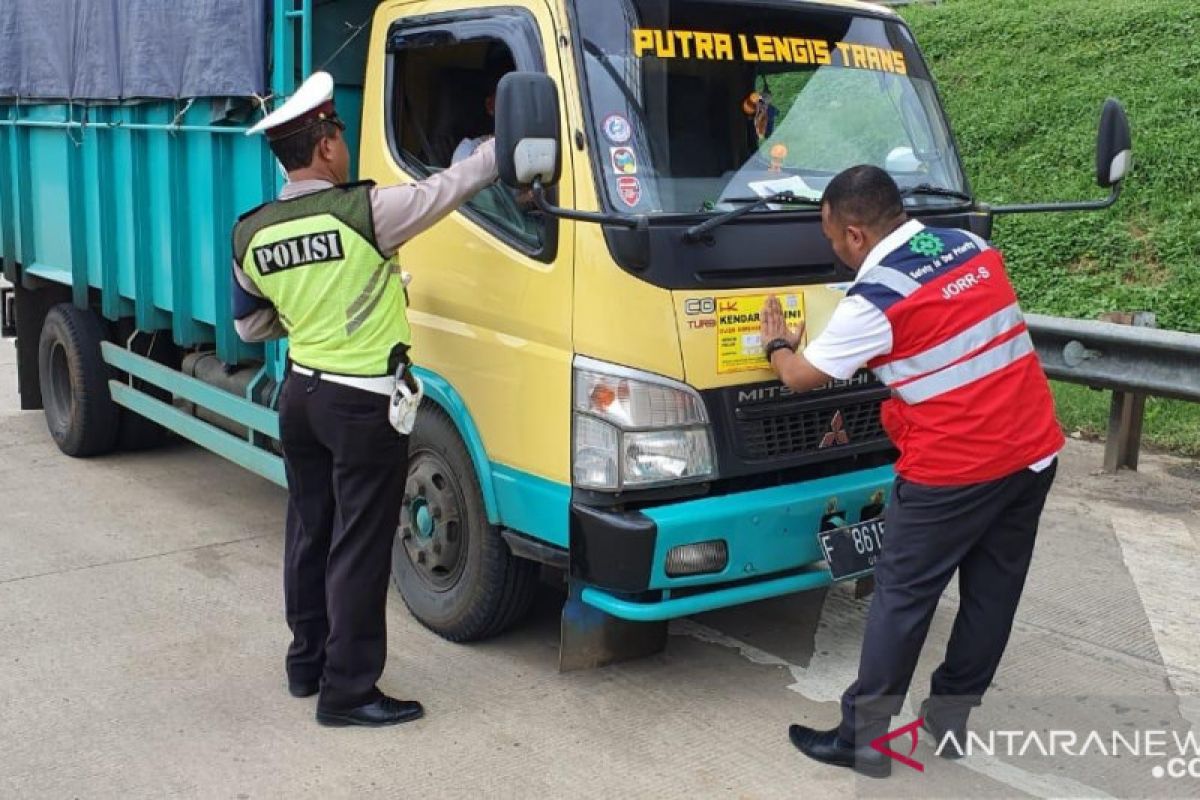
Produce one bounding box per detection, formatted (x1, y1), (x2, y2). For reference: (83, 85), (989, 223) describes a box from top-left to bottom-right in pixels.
(449, 47), (538, 226)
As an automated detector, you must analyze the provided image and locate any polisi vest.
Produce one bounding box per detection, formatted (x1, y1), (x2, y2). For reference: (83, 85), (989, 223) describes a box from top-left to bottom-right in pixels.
(233, 182), (410, 376)
(848, 226), (1064, 485)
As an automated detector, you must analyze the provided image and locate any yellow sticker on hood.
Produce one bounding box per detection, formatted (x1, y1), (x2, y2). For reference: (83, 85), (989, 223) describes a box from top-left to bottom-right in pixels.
(716, 294), (806, 374)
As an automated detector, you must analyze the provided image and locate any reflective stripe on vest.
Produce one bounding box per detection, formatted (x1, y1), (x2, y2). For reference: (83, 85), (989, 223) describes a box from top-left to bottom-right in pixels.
(891, 329), (1035, 404)
(873, 302), (1026, 385)
(858, 266), (922, 298)
(345, 261), (402, 337)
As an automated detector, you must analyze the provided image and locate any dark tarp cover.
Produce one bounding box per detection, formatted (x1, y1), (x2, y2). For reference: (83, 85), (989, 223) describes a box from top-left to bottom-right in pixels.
(0, 0), (269, 100)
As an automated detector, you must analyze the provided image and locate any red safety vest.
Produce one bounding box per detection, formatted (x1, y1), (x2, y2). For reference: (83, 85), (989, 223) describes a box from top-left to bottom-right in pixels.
(848, 225), (1064, 485)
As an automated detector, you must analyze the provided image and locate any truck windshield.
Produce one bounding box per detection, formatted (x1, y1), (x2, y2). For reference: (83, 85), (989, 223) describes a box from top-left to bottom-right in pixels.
(571, 1), (966, 215)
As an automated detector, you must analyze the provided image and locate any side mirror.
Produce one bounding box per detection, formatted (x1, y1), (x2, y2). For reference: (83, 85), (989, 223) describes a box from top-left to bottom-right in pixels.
(495, 72), (562, 189)
(1096, 98), (1132, 188)
(991, 98), (1132, 216)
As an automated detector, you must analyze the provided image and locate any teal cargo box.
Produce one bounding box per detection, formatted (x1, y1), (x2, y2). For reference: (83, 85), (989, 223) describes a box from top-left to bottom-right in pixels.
(0, 0), (375, 482)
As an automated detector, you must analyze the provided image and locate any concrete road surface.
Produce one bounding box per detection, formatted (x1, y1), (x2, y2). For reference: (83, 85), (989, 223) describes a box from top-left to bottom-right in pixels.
(2, 337), (1198, 799)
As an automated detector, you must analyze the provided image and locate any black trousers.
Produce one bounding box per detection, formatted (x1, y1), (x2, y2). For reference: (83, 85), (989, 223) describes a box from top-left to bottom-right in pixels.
(278, 372), (408, 712)
(839, 462), (1057, 743)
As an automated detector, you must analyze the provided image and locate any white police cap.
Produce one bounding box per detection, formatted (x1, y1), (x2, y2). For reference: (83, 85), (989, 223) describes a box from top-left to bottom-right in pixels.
(247, 71), (338, 140)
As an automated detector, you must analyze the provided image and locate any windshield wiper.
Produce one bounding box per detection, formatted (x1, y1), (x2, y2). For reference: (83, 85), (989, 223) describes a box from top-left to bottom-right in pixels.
(684, 191), (821, 242)
(902, 184), (973, 203)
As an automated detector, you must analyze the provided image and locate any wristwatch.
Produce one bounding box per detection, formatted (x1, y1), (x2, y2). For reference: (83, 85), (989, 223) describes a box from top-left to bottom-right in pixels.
(763, 337), (794, 361)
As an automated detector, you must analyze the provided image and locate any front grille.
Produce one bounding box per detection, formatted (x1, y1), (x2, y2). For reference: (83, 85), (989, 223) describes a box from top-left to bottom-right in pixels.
(700, 373), (894, 479)
(736, 398), (887, 460)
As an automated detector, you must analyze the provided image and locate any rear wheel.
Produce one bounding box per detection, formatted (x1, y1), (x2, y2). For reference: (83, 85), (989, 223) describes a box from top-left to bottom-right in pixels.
(391, 405), (537, 641)
(37, 304), (120, 457)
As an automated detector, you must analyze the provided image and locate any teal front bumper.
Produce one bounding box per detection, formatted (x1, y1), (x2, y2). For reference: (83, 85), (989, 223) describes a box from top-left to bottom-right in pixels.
(573, 464), (894, 622)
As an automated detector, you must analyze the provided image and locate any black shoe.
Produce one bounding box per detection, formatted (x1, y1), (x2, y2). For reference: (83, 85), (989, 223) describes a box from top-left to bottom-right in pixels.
(920, 699), (966, 759)
(316, 696), (425, 728)
(788, 725), (892, 779)
(288, 680), (319, 699)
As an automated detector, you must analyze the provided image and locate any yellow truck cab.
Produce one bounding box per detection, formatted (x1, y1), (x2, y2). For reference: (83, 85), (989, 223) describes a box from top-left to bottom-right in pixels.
(2, 0), (1129, 668)
(365, 0), (951, 664)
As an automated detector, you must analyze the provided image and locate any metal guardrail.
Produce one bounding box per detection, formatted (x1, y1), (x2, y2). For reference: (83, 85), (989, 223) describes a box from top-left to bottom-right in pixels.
(1026, 313), (1200, 471)
(1027, 314), (1200, 403)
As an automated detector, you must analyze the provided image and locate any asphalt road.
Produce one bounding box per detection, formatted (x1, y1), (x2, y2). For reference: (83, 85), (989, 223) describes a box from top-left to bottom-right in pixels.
(2, 338), (1198, 799)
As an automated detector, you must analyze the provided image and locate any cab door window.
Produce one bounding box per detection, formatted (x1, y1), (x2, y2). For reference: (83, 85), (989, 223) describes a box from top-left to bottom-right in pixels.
(387, 13), (553, 259)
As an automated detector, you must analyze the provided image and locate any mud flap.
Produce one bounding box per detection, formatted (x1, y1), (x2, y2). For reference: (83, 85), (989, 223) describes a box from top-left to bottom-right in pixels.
(559, 581), (668, 672)
(1, 285), (15, 338)
(13, 280), (72, 410)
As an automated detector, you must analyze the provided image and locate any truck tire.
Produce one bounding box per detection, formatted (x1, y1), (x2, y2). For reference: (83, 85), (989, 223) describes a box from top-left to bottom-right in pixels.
(37, 304), (120, 457)
(392, 404), (538, 642)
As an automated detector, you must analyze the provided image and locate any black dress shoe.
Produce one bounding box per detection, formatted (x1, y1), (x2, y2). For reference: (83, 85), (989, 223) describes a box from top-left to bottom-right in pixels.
(288, 680), (319, 698)
(316, 696), (425, 728)
(919, 700), (966, 759)
(788, 725), (892, 778)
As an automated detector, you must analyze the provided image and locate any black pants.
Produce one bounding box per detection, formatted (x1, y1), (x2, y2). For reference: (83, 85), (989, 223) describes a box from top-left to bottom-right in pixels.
(278, 373), (408, 712)
(839, 462), (1057, 743)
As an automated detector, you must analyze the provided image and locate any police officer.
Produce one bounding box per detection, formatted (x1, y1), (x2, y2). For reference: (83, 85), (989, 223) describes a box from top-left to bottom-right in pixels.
(761, 166), (1063, 777)
(231, 72), (498, 727)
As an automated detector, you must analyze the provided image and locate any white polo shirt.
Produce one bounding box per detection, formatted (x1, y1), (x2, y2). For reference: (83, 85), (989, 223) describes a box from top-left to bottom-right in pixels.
(803, 219), (925, 380)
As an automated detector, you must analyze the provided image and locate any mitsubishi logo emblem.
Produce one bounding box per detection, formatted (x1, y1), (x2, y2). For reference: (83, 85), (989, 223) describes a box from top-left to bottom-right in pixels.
(819, 410), (850, 448)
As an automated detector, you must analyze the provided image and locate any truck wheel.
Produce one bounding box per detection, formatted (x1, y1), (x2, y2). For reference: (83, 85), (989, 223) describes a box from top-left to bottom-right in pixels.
(37, 304), (120, 457)
(392, 404), (538, 642)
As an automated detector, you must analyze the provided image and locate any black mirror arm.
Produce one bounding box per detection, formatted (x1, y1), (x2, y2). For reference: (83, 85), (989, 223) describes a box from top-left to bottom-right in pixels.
(530, 181), (644, 229)
(988, 181), (1122, 216)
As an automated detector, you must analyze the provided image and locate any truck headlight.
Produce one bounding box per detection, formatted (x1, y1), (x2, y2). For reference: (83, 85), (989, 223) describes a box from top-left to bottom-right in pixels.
(572, 356), (716, 490)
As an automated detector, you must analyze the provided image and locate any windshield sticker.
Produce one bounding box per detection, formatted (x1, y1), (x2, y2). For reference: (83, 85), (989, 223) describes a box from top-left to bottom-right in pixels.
(602, 113), (633, 144)
(750, 174), (822, 202)
(716, 294), (806, 374)
(616, 176), (642, 207)
(610, 146), (638, 175)
(632, 28), (908, 75)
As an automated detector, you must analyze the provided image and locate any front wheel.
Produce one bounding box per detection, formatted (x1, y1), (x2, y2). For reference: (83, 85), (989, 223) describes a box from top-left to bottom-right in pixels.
(391, 404), (537, 641)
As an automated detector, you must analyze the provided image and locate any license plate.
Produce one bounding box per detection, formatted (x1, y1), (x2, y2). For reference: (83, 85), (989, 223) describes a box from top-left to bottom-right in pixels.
(819, 517), (885, 582)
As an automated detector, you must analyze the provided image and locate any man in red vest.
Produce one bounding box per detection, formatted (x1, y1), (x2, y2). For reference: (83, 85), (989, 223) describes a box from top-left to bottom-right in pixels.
(762, 165), (1063, 778)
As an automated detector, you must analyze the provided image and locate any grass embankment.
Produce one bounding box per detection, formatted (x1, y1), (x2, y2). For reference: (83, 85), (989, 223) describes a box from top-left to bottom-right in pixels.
(902, 0), (1200, 455)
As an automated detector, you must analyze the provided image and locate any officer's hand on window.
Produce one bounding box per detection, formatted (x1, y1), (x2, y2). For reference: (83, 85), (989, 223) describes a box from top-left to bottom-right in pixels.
(761, 294), (804, 351)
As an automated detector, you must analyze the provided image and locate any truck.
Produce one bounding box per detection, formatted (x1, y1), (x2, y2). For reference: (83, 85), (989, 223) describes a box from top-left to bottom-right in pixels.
(0, 0), (1130, 669)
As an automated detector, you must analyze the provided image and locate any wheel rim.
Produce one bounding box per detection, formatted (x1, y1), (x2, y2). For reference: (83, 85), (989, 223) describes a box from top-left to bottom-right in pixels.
(47, 341), (74, 427)
(398, 450), (467, 592)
